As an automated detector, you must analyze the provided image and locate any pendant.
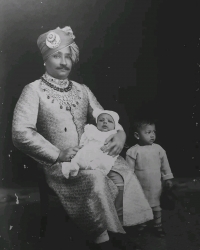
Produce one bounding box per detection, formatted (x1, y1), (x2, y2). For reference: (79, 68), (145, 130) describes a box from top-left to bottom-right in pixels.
(66, 106), (71, 111)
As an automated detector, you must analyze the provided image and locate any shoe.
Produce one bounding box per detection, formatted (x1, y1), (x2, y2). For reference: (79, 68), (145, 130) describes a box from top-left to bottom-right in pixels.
(153, 226), (166, 238)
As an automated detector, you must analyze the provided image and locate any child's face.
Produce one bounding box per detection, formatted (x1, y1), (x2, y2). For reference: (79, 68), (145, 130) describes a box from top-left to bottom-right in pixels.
(135, 124), (156, 145)
(97, 114), (115, 132)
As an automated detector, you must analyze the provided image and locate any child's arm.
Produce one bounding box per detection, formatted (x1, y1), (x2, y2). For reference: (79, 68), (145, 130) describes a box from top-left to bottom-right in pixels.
(160, 149), (174, 188)
(126, 155), (136, 172)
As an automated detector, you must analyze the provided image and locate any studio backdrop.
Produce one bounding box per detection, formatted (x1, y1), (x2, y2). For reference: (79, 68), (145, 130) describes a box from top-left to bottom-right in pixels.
(0, 0), (199, 187)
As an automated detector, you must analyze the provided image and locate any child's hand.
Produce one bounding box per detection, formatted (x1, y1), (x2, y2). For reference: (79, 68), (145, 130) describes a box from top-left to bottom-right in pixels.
(164, 179), (173, 189)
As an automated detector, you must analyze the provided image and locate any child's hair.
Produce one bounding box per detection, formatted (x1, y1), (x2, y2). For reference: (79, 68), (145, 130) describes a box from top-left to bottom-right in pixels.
(133, 117), (157, 132)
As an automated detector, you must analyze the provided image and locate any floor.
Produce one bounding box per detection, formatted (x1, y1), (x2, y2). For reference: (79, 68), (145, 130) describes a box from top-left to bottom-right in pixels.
(0, 178), (200, 250)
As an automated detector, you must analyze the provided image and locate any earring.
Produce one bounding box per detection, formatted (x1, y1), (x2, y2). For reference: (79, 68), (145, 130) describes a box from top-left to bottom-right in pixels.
(44, 63), (46, 66)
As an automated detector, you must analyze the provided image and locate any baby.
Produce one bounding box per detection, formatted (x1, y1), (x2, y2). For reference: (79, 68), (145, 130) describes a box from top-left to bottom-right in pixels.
(62, 109), (120, 178)
(126, 118), (174, 237)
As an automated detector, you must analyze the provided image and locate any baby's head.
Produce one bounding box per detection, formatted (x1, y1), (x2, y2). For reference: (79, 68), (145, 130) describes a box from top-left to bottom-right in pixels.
(93, 109), (119, 132)
(133, 118), (156, 146)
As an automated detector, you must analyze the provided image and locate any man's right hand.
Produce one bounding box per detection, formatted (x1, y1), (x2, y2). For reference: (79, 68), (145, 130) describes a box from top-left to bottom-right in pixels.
(57, 146), (81, 162)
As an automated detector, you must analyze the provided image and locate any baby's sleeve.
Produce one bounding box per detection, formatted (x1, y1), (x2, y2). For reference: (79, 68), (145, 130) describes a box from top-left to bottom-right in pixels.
(79, 132), (88, 146)
(79, 124), (96, 146)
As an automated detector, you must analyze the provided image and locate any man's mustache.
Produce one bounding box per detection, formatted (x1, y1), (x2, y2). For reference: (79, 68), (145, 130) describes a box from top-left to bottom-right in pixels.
(56, 66), (70, 70)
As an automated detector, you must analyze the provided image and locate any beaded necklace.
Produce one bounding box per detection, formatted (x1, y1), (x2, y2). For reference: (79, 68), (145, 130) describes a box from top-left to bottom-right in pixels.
(41, 76), (73, 92)
(40, 73), (81, 110)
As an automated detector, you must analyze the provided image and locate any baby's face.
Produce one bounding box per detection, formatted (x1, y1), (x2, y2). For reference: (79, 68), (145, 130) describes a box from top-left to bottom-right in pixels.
(97, 114), (115, 132)
(137, 124), (156, 145)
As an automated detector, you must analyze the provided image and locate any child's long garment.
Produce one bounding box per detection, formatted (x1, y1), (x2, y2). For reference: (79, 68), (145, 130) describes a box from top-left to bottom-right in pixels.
(126, 144), (173, 207)
(62, 124), (118, 178)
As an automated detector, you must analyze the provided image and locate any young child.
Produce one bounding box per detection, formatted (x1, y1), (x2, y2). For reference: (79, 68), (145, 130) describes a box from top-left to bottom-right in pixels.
(126, 118), (173, 237)
(61, 109), (120, 178)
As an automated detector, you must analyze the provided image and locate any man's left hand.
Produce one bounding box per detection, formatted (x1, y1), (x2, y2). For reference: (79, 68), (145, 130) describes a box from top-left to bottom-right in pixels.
(101, 131), (126, 157)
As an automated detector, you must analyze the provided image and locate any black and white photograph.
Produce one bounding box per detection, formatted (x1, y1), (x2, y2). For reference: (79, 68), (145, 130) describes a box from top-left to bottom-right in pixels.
(0, 0), (200, 249)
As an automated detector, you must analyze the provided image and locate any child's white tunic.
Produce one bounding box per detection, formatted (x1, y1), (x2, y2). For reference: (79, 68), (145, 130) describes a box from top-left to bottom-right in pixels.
(126, 144), (173, 207)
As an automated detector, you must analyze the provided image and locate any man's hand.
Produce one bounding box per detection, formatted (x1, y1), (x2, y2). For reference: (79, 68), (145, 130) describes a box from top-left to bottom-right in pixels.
(57, 146), (82, 162)
(101, 130), (126, 157)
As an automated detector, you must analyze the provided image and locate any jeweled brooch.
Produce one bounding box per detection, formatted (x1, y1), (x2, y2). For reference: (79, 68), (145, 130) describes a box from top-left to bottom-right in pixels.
(46, 32), (61, 49)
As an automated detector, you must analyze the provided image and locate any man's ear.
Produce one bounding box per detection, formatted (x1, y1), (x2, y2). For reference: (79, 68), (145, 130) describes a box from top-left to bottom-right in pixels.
(134, 132), (139, 140)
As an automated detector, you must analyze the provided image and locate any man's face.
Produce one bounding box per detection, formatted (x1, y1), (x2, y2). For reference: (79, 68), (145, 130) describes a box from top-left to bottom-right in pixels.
(45, 46), (72, 79)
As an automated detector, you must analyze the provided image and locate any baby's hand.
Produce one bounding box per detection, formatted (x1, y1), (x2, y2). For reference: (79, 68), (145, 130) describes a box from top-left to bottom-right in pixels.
(164, 179), (173, 189)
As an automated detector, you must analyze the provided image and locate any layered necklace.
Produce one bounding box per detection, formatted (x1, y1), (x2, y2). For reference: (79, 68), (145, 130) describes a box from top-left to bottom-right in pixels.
(40, 73), (81, 110)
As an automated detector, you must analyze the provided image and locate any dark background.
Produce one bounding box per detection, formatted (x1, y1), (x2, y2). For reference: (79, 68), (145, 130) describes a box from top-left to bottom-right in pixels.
(0, 0), (199, 187)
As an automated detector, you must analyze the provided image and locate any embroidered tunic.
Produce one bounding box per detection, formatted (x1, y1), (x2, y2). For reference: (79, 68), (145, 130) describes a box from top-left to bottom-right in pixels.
(126, 144), (174, 207)
(12, 77), (153, 237)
